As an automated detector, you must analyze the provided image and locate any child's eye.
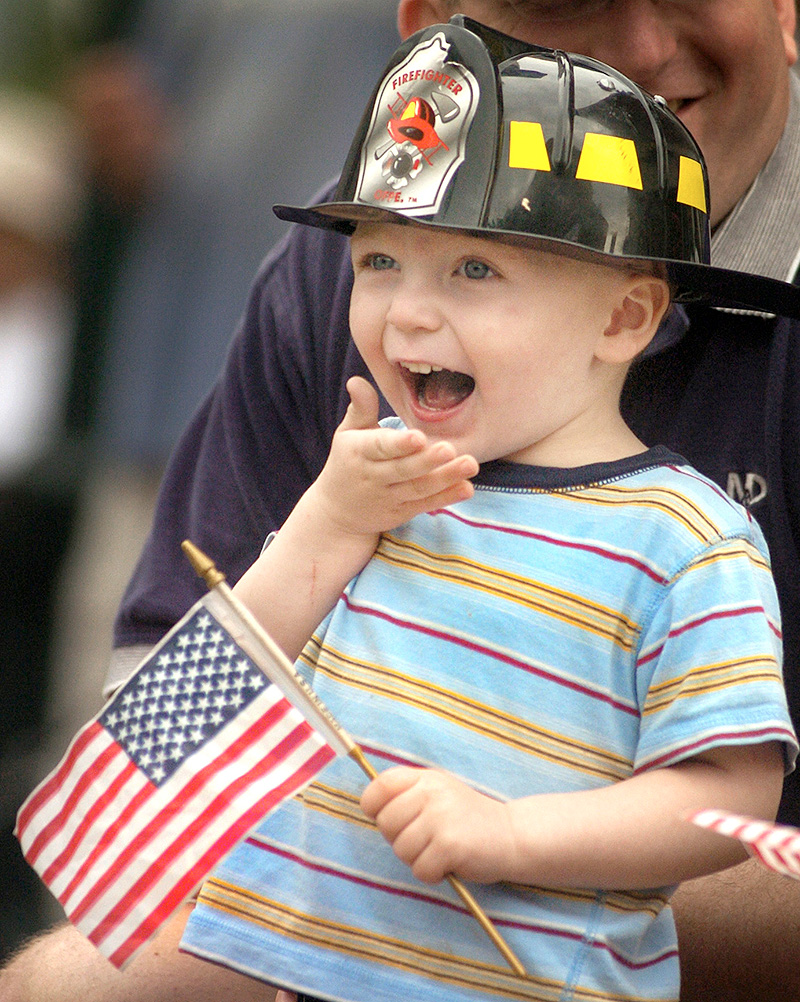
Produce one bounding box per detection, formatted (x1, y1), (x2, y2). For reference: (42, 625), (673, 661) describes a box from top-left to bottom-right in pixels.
(459, 259), (494, 280)
(365, 252), (397, 271)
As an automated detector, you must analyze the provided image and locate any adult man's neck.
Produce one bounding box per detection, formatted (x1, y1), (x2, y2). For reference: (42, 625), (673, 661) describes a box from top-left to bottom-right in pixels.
(711, 72), (800, 283)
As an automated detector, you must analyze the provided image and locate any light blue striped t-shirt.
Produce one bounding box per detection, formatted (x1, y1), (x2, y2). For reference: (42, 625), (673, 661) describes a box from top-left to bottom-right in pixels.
(182, 446), (797, 1002)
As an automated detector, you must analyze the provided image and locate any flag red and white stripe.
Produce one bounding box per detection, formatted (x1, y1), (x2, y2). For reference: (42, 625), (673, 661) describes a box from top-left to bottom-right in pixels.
(689, 808), (800, 879)
(16, 592), (338, 968)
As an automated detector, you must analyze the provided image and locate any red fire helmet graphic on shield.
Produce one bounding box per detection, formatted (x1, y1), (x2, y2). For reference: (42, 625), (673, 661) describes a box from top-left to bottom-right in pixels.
(382, 95), (450, 188)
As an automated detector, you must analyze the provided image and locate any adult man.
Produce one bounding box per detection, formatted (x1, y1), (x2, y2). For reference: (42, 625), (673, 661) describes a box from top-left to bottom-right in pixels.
(3, 1), (800, 1000)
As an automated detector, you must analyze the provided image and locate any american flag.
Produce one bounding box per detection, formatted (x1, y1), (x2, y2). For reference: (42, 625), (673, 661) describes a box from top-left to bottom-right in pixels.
(16, 590), (339, 968)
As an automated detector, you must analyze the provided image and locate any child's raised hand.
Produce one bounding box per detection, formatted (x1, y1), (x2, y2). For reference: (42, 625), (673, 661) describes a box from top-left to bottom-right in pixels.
(360, 766), (514, 886)
(314, 376), (479, 537)
(235, 377), (479, 659)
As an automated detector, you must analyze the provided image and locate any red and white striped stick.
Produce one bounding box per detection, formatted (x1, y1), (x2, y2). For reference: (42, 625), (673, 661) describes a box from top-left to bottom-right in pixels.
(689, 808), (800, 880)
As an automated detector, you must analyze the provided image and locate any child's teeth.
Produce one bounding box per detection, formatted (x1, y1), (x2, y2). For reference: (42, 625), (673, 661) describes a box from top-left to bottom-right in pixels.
(403, 362), (443, 374)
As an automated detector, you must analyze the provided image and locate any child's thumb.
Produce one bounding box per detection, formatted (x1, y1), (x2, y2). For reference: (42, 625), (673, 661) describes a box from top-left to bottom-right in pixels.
(340, 375), (380, 430)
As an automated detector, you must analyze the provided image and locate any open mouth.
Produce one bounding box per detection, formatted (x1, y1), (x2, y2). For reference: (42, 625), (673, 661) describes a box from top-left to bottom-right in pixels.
(400, 361), (475, 412)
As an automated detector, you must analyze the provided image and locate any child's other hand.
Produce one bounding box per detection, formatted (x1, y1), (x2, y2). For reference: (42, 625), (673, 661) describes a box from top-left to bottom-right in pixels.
(361, 766), (514, 885)
(314, 376), (479, 537)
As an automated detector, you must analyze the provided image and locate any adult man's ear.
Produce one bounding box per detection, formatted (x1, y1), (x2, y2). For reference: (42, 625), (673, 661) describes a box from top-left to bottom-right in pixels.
(398, 0), (453, 39)
(772, 0), (798, 66)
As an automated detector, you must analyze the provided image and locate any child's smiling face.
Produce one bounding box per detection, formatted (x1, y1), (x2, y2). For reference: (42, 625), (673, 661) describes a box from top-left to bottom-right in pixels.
(349, 221), (662, 467)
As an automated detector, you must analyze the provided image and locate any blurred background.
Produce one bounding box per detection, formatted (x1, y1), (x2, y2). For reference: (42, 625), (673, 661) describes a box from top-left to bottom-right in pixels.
(0, 0), (397, 961)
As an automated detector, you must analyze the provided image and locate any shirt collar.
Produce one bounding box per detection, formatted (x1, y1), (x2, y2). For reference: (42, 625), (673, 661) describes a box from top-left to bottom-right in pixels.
(711, 72), (800, 284)
(474, 445), (681, 490)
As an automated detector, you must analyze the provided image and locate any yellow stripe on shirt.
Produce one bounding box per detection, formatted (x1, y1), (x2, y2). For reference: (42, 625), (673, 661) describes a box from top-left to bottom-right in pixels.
(304, 641), (632, 783)
(376, 533), (641, 651)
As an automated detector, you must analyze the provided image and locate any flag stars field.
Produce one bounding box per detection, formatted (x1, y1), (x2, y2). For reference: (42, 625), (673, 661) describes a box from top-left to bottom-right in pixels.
(99, 608), (269, 788)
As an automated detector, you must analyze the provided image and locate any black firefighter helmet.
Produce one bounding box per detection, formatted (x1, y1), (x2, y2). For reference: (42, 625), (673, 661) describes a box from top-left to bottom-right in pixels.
(275, 16), (800, 317)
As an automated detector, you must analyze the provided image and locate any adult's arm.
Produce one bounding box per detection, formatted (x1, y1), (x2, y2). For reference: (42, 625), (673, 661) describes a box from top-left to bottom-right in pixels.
(0, 906), (277, 1002)
(106, 214), (391, 692)
(673, 857), (800, 1002)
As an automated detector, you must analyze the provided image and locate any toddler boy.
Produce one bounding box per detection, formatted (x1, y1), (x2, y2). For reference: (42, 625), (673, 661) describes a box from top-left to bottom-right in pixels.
(181, 18), (799, 1002)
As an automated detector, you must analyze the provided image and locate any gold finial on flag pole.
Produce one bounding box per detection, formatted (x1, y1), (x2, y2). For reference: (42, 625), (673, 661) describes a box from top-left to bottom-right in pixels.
(182, 539), (528, 978)
(182, 539), (226, 588)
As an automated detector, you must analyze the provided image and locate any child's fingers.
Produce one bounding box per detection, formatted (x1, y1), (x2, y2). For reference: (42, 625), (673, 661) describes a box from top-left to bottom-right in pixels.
(361, 766), (421, 819)
(362, 436), (476, 482)
(339, 375), (381, 431)
(395, 454), (479, 504)
(405, 477), (475, 514)
(359, 426), (429, 463)
(367, 799), (432, 874)
(362, 769), (451, 880)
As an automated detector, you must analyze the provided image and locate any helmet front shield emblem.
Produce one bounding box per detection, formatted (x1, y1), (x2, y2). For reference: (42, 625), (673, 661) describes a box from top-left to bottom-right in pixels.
(355, 32), (479, 217)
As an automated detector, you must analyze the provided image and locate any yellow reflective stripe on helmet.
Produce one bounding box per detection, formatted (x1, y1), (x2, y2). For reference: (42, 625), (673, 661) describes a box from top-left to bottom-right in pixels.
(677, 155), (707, 213)
(508, 121), (551, 171)
(576, 133), (643, 190)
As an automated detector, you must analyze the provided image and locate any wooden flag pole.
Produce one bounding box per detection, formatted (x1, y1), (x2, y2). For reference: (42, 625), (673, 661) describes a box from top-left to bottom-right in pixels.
(182, 540), (527, 978)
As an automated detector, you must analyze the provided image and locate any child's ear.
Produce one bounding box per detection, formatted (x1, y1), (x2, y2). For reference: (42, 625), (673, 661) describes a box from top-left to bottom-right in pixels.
(596, 276), (670, 364)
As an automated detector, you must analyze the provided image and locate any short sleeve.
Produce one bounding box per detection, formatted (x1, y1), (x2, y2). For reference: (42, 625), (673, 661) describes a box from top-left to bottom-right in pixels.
(634, 534), (798, 774)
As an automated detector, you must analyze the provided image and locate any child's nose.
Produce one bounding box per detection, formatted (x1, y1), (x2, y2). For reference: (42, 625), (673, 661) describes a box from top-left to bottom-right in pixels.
(385, 278), (443, 335)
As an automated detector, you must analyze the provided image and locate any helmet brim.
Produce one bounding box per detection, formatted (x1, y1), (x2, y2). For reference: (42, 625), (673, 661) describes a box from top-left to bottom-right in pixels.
(274, 199), (800, 318)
